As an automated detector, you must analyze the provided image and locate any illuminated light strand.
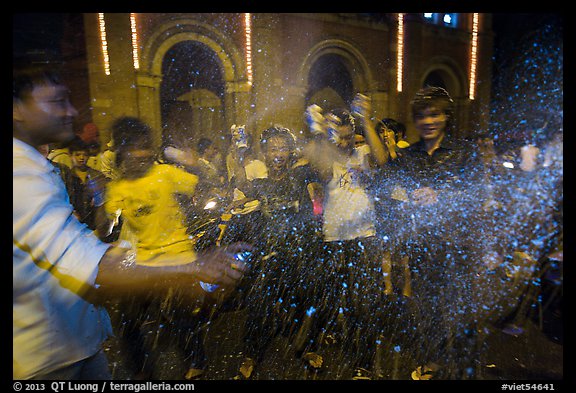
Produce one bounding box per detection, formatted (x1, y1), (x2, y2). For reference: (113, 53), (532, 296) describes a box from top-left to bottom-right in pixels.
(98, 13), (111, 76)
(244, 13), (253, 86)
(469, 13), (479, 100)
(130, 13), (140, 70)
(397, 13), (404, 92)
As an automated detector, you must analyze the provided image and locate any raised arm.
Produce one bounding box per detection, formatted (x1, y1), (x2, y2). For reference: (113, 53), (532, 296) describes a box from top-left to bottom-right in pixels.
(351, 93), (389, 166)
(301, 104), (343, 182)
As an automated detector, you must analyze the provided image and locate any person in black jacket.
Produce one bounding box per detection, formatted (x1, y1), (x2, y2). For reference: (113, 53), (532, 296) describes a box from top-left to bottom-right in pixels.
(398, 87), (493, 379)
(232, 126), (325, 378)
(356, 87), (491, 379)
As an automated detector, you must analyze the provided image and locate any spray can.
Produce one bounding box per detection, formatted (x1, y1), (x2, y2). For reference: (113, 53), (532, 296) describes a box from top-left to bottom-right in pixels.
(199, 251), (252, 293)
(237, 125), (248, 149)
(231, 124), (249, 149)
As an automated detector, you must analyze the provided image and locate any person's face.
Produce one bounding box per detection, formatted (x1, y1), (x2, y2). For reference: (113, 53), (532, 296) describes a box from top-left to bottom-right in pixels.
(379, 126), (397, 143)
(120, 148), (155, 179)
(13, 82), (78, 147)
(205, 144), (219, 161)
(335, 124), (356, 153)
(264, 136), (292, 173)
(326, 114), (355, 153)
(36, 144), (50, 157)
(413, 105), (448, 141)
(71, 150), (89, 169)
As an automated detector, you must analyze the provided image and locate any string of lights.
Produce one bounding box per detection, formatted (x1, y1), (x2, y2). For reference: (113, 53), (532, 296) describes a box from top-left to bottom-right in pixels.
(130, 13), (140, 70)
(396, 13), (404, 93)
(97, 13), (110, 76)
(244, 13), (253, 86)
(469, 13), (479, 100)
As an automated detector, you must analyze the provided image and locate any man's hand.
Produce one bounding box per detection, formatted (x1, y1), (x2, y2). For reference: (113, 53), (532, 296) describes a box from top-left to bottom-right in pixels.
(164, 146), (198, 167)
(411, 187), (438, 206)
(193, 242), (252, 287)
(231, 124), (248, 148)
(382, 129), (398, 160)
(95, 242), (252, 300)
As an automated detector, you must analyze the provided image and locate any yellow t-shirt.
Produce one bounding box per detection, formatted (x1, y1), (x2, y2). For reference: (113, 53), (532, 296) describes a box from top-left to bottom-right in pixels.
(105, 163), (199, 265)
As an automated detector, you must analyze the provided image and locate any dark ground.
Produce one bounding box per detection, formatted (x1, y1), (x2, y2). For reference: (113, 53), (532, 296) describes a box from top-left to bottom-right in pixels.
(101, 288), (563, 383)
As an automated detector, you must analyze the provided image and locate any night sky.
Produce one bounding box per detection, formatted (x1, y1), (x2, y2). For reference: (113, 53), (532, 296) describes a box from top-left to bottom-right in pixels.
(13, 13), (66, 58)
(13, 13), (563, 60)
(491, 13), (563, 76)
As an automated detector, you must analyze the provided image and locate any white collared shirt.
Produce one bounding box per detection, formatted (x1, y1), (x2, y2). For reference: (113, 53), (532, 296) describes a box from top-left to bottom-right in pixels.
(13, 138), (112, 379)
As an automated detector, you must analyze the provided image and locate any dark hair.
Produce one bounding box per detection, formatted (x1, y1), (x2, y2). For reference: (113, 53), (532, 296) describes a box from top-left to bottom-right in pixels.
(111, 116), (153, 148)
(378, 118), (407, 139)
(327, 108), (356, 132)
(111, 116), (154, 167)
(411, 86), (455, 132)
(197, 137), (214, 155)
(13, 60), (63, 101)
(67, 137), (90, 153)
(259, 126), (296, 153)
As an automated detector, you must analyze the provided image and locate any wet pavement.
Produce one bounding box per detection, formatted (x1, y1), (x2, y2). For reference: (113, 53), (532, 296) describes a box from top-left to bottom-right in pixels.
(102, 294), (563, 382)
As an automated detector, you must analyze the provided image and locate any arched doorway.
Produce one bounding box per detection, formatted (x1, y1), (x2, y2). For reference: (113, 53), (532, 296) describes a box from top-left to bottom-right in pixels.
(419, 62), (467, 137)
(299, 39), (373, 128)
(423, 70), (448, 91)
(161, 40), (226, 149)
(306, 53), (353, 111)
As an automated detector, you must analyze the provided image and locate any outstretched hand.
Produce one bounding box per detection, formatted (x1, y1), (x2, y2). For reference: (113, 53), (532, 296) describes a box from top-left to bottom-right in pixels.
(411, 187), (438, 206)
(193, 242), (253, 287)
(164, 146), (199, 168)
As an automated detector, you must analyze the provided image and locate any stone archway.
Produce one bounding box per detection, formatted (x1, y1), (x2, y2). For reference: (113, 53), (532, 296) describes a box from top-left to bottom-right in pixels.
(419, 57), (469, 137)
(136, 18), (249, 148)
(160, 40), (225, 149)
(295, 38), (374, 133)
(307, 54), (353, 112)
(301, 39), (373, 103)
(420, 61), (465, 98)
(308, 86), (347, 111)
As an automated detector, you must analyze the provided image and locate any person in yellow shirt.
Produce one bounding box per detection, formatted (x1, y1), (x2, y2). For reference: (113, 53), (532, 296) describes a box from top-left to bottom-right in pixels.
(105, 150), (199, 264)
(101, 116), (211, 380)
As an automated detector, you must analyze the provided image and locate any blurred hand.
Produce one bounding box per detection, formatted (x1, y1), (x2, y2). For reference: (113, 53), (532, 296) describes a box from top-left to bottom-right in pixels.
(164, 146), (198, 167)
(351, 93), (371, 119)
(325, 113), (343, 145)
(411, 187), (438, 206)
(305, 104), (326, 137)
(231, 124), (248, 148)
(193, 242), (252, 287)
(482, 251), (503, 270)
(383, 129), (398, 159)
(520, 144), (540, 172)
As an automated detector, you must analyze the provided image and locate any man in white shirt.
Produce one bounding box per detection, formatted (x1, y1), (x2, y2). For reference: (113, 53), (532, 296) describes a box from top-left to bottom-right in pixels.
(13, 59), (250, 380)
(303, 105), (385, 380)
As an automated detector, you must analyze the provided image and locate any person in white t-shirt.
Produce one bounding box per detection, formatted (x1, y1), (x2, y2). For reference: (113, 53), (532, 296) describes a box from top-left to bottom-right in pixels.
(303, 105), (386, 380)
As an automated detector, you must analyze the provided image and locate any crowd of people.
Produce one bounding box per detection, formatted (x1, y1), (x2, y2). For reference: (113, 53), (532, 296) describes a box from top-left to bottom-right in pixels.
(13, 59), (562, 381)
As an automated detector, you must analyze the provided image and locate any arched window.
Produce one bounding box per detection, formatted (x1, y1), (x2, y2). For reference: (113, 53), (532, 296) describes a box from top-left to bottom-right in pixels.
(422, 13), (458, 28)
(160, 40), (225, 148)
(306, 53), (353, 111)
